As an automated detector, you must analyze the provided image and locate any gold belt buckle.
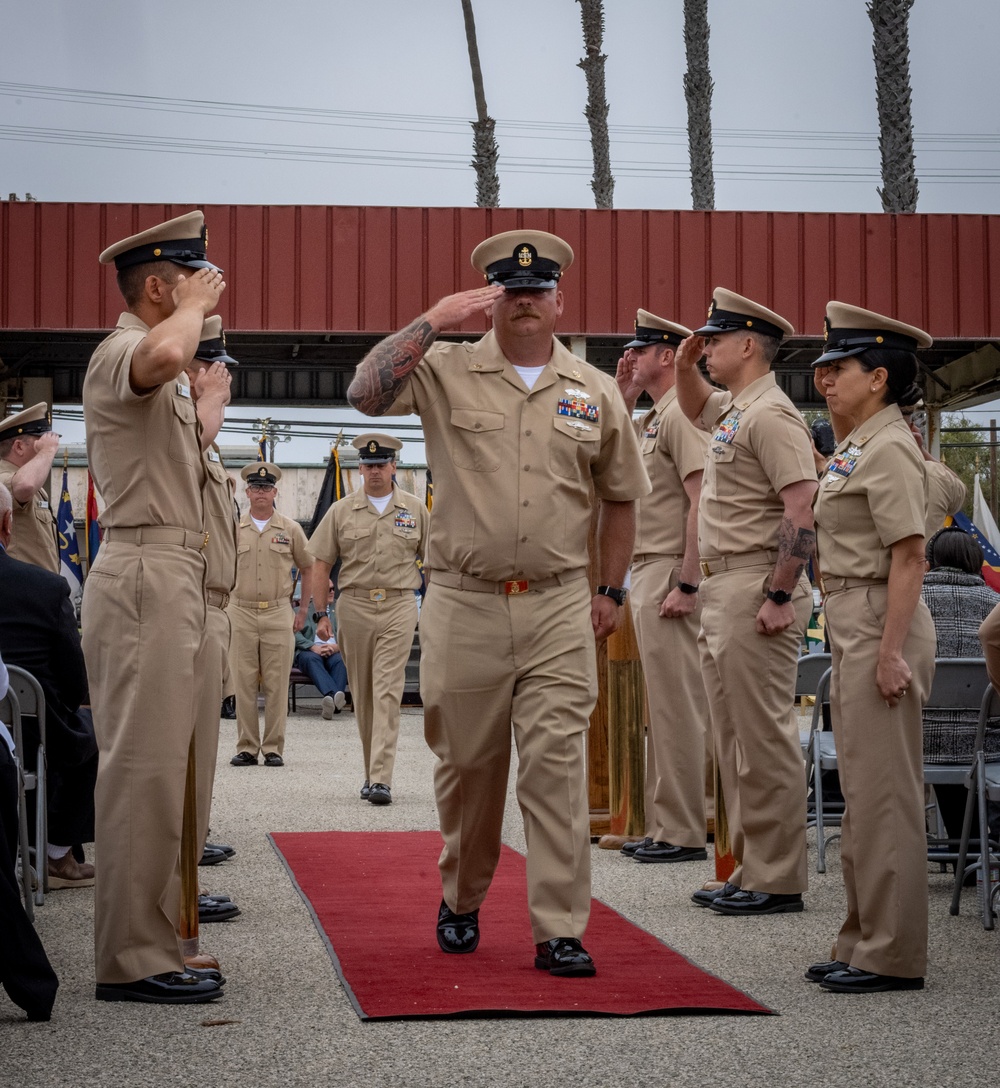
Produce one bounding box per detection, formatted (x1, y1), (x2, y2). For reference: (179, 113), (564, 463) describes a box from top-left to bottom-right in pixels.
(370, 588), (386, 602)
(700, 561), (711, 579)
(504, 579), (528, 595)
(259, 600), (269, 609)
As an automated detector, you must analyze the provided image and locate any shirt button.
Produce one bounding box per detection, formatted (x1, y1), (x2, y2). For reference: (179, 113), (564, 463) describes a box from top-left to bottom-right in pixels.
(474, 422), (481, 429)
(524, 465), (530, 471)
(522, 500), (529, 507)
(524, 430), (532, 436)
(521, 536), (528, 542)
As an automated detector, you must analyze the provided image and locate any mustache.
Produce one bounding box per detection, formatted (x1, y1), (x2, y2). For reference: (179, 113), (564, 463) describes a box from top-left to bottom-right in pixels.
(512, 307), (543, 319)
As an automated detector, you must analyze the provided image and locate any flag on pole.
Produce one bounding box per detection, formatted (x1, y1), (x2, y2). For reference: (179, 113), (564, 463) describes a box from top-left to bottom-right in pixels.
(973, 475), (1000, 554)
(950, 507), (1000, 592)
(308, 444), (346, 535)
(56, 466), (83, 604)
(257, 434), (267, 462)
(425, 467), (433, 511)
(86, 470), (101, 568)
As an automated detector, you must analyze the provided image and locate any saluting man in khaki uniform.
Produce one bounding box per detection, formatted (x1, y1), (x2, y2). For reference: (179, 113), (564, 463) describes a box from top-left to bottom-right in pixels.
(228, 463), (314, 767)
(0, 403), (61, 573)
(307, 433), (428, 805)
(809, 303), (936, 994)
(675, 288), (816, 916)
(82, 210), (226, 1004)
(614, 310), (712, 864)
(347, 229), (649, 977)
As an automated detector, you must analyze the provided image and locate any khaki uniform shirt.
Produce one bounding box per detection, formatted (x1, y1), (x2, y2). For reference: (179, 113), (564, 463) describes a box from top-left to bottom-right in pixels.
(203, 445), (238, 594)
(634, 389), (708, 557)
(83, 313), (205, 531)
(309, 485), (428, 591)
(233, 510), (312, 603)
(924, 458), (966, 538)
(814, 404), (926, 580)
(386, 330), (649, 580)
(697, 372), (816, 558)
(0, 459), (59, 572)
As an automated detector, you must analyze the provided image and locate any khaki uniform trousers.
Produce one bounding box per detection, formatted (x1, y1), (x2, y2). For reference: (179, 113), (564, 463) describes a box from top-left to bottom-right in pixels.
(229, 601), (295, 757)
(81, 541), (207, 983)
(192, 603), (231, 850)
(825, 585), (935, 977)
(420, 579), (597, 944)
(631, 557), (711, 847)
(698, 565), (811, 893)
(336, 590), (418, 788)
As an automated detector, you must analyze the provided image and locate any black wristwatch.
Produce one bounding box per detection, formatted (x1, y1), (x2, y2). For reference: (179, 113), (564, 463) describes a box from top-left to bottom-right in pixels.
(677, 581), (700, 595)
(312, 611), (327, 623)
(596, 585), (628, 606)
(766, 589), (792, 606)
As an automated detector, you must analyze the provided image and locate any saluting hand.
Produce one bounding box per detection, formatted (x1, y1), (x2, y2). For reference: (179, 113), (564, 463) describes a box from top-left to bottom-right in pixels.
(173, 267), (226, 315)
(673, 334), (705, 372)
(425, 286), (505, 331)
(614, 355), (643, 411)
(34, 431), (62, 457)
(194, 361), (232, 406)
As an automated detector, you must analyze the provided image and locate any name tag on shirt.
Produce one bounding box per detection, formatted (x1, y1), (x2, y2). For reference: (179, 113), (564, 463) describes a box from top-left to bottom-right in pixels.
(39, 500), (49, 510)
(208, 450), (220, 462)
(176, 382), (191, 398)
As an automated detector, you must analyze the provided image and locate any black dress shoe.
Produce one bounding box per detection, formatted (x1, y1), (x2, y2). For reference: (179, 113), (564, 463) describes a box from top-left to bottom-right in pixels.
(198, 894), (241, 923)
(368, 783), (392, 805)
(691, 881), (739, 908)
(230, 751), (257, 767)
(360, 780), (371, 800)
(805, 959), (850, 983)
(634, 841), (709, 864)
(819, 966), (924, 993)
(709, 889), (804, 916)
(198, 845), (229, 867)
(620, 837), (653, 856)
(206, 841), (236, 859)
(263, 753), (284, 767)
(95, 972), (223, 1004)
(534, 937), (596, 977)
(220, 696), (237, 719)
(186, 966), (227, 986)
(436, 900), (480, 953)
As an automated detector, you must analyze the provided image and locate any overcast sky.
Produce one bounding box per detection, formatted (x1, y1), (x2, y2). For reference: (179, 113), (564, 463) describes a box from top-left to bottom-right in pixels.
(3, 0), (999, 462)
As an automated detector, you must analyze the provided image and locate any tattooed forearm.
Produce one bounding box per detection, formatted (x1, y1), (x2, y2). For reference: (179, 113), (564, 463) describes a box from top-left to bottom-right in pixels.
(774, 516), (816, 584)
(347, 317), (437, 415)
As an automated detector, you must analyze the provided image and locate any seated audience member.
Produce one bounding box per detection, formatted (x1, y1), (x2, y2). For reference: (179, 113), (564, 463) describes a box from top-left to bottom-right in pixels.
(294, 580), (348, 719)
(922, 526), (1000, 842)
(0, 483), (97, 887)
(0, 650), (59, 1021)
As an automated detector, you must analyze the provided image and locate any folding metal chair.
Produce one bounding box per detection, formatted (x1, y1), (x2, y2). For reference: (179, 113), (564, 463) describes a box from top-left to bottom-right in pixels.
(801, 664), (842, 873)
(0, 685), (35, 920)
(6, 666), (48, 906)
(950, 682), (1000, 929)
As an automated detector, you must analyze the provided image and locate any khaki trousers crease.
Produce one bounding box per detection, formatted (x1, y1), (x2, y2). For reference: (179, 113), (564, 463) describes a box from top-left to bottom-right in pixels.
(826, 586), (935, 977)
(81, 541), (207, 984)
(698, 566), (810, 893)
(336, 591), (417, 788)
(630, 558), (710, 847)
(229, 602), (295, 756)
(420, 580), (596, 944)
(192, 603), (231, 850)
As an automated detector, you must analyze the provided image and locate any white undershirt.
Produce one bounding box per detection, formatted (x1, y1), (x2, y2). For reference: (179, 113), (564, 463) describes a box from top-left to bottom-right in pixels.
(368, 492), (392, 514)
(513, 364), (546, 391)
(251, 516), (272, 532)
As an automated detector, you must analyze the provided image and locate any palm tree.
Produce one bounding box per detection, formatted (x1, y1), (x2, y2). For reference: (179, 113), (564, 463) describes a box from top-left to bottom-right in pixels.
(683, 0), (715, 210)
(868, 0), (919, 212)
(576, 0), (614, 209)
(460, 0), (500, 208)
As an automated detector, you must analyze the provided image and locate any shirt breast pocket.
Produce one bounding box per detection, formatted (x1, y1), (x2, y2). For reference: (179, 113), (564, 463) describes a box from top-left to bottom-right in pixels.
(816, 473), (848, 533)
(708, 442), (738, 495)
(167, 393), (198, 465)
(449, 409), (504, 472)
(550, 416), (601, 479)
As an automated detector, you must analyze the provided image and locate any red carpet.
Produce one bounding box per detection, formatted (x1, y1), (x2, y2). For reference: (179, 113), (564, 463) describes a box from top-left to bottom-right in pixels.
(269, 830), (771, 1020)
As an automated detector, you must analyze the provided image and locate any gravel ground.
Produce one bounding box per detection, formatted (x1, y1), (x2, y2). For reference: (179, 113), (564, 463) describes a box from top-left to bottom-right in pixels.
(4, 702), (998, 1087)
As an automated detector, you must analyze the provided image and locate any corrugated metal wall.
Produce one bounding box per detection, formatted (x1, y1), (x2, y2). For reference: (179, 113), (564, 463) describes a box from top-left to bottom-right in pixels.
(2, 203), (997, 338)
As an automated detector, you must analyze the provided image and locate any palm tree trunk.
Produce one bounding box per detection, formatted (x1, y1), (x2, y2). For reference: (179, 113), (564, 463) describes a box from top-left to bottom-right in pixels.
(576, 0), (614, 209)
(683, 0), (716, 211)
(461, 0), (500, 208)
(868, 0), (919, 213)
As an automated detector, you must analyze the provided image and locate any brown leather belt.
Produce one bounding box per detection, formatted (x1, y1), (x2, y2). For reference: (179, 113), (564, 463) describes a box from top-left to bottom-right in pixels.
(206, 589), (231, 609)
(340, 587), (408, 602)
(821, 574), (887, 594)
(235, 597), (286, 610)
(700, 550), (779, 578)
(104, 525), (210, 551)
(429, 568), (587, 595)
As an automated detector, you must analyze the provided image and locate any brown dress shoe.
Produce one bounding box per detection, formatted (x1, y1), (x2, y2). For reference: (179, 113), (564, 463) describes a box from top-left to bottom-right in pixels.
(48, 852), (95, 889)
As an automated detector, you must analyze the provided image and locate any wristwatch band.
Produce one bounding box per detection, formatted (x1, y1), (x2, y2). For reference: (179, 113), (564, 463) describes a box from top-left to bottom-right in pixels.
(677, 581), (700, 595)
(766, 589), (792, 606)
(312, 611), (326, 622)
(596, 585), (627, 606)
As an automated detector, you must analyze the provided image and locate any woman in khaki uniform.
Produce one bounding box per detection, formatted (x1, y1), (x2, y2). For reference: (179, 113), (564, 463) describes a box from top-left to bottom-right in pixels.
(809, 302), (937, 994)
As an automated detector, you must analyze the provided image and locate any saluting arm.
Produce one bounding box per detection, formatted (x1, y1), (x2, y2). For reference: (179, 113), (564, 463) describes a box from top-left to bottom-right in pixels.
(347, 286), (503, 415)
(672, 335), (714, 430)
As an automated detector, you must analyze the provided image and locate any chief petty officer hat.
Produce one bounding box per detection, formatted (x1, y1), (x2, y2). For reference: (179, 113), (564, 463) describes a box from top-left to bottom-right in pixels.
(194, 316), (239, 366)
(693, 287), (794, 341)
(353, 432), (402, 465)
(471, 229), (574, 290)
(811, 302), (933, 366)
(241, 463), (282, 487)
(99, 210), (221, 273)
(624, 309), (692, 350)
(0, 402), (51, 444)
